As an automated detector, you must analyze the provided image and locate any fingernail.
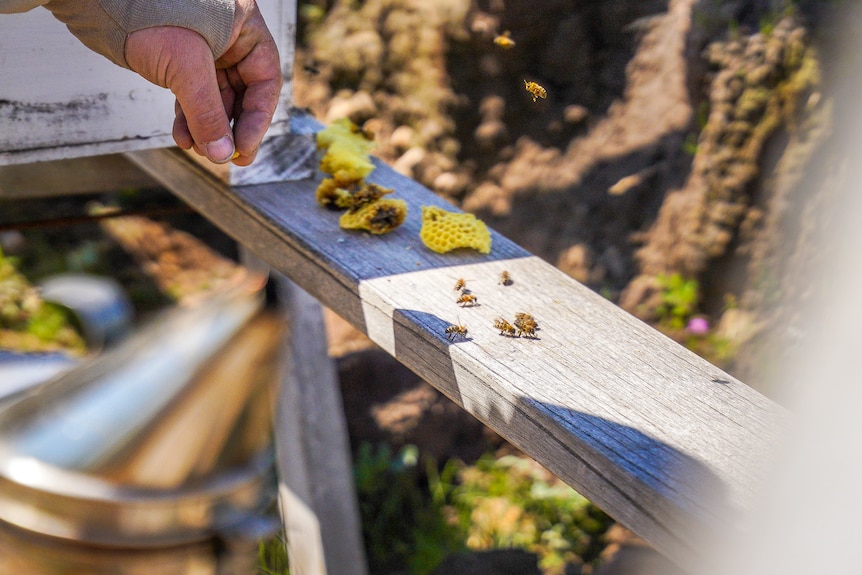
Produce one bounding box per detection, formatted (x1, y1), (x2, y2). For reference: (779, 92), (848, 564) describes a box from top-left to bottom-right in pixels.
(205, 136), (235, 163)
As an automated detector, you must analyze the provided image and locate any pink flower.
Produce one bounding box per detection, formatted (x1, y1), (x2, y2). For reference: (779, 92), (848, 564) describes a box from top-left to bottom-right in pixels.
(686, 317), (709, 335)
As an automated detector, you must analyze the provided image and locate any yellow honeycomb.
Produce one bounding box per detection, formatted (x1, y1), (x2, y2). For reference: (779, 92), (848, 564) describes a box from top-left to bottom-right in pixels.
(315, 176), (355, 209)
(419, 206), (492, 254)
(339, 198), (408, 235)
(316, 118), (376, 181)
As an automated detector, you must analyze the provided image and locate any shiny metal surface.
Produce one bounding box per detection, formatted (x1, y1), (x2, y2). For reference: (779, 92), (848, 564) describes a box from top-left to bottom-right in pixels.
(0, 274), (284, 547)
(0, 519), (264, 575)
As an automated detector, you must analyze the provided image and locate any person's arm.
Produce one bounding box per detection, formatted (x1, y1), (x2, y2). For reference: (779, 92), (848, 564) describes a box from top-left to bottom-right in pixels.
(7, 0), (281, 165)
(0, 0), (48, 13)
(41, 0), (236, 68)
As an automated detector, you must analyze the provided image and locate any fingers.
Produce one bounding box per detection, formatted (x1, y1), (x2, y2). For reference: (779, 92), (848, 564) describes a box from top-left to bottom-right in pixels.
(219, 6), (282, 165)
(126, 27), (236, 164)
(125, 5), (282, 166)
(172, 99), (193, 150)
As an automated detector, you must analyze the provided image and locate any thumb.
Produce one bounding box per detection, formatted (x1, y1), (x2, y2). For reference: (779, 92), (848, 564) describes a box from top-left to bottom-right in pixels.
(126, 27), (235, 164)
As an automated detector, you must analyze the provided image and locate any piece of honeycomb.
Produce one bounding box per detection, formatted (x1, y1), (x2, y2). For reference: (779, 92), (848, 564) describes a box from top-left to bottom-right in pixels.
(316, 118), (376, 181)
(347, 182), (393, 213)
(419, 206), (492, 254)
(315, 176), (356, 210)
(339, 198), (408, 235)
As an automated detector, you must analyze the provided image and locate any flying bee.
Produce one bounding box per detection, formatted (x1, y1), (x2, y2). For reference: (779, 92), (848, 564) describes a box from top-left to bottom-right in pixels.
(524, 80), (547, 102)
(493, 30), (516, 49)
(453, 278), (468, 292)
(498, 271), (513, 286)
(494, 318), (517, 337)
(445, 322), (469, 341)
(456, 292), (479, 307)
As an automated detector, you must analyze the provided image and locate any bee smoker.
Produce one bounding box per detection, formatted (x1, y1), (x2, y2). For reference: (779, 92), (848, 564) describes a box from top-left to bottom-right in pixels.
(0, 274), (284, 574)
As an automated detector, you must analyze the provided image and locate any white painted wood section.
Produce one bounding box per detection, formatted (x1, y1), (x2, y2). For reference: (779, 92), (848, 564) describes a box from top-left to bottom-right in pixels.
(0, 0), (295, 165)
(126, 130), (787, 571)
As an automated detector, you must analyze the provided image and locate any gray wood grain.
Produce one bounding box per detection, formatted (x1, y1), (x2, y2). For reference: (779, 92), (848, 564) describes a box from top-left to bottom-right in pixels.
(127, 128), (787, 571)
(271, 274), (368, 575)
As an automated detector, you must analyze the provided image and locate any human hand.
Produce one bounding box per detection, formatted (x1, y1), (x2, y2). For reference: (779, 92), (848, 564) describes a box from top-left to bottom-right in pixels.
(124, 1), (282, 166)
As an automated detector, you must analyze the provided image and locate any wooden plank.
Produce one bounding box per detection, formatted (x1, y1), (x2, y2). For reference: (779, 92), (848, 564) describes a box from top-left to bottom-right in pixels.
(0, 1), (294, 165)
(238, 247), (367, 575)
(0, 155), (158, 198)
(126, 134), (787, 571)
(271, 274), (368, 575)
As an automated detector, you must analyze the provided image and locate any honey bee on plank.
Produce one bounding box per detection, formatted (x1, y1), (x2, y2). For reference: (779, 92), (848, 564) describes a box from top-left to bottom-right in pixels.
(445, 322), (469, 341)
(494, 318), (517, 337)
(514, 312), (538, 338)
(456, 292), (479, 307)
(524, 80), (547, 102)
(493, 30), (516, 49)
(498, 271), (513, 286)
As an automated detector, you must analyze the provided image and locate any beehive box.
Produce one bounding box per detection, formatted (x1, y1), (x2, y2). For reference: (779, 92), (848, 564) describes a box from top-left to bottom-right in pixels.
(0, 1), (295, 166)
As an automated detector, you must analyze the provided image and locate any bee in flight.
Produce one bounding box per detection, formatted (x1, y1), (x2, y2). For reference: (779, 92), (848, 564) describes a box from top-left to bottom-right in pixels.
(493, 30), (516, 49)
(498, 271), (513, 286)
(494, 318), (517, 337)
(453, 278), (468, 292)
(524, 80), (547, 102)
(456, 292), (479, 307)
(445, 322), (469, 341)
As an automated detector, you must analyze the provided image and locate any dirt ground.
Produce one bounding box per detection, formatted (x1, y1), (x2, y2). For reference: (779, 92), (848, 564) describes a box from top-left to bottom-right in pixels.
(293, 0), (843, 395)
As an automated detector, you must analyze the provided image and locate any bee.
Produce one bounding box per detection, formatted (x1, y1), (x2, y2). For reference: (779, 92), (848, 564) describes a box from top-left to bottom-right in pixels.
(368, 205), (402, 234)
(453, 278), (468, 292)
(524, 80), (547, 102)
(493, 30), (516, 49)
(514, 312), (538, 338)
(494, 318), (517, 337)
(498, 271), (513, 286)
(445, 322), (469, 341)
(456, 292), (479, 307)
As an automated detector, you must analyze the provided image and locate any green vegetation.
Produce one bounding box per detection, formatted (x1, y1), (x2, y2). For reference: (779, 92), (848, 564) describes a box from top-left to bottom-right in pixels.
(0, 247), (86, 354)
(258, 444), (613, 575)
(355, 443), (463, 574)
(655, 273), (700, 330)
(438, 453), (611, 573)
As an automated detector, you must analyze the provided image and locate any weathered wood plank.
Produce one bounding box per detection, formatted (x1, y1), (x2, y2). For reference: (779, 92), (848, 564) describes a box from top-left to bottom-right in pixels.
(0, 155), (158, 198)
(0, 2), (295, 165)
(271, 274), (368, 575)
(239, 246), (368, 575)
(126, 131), (787, 571)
